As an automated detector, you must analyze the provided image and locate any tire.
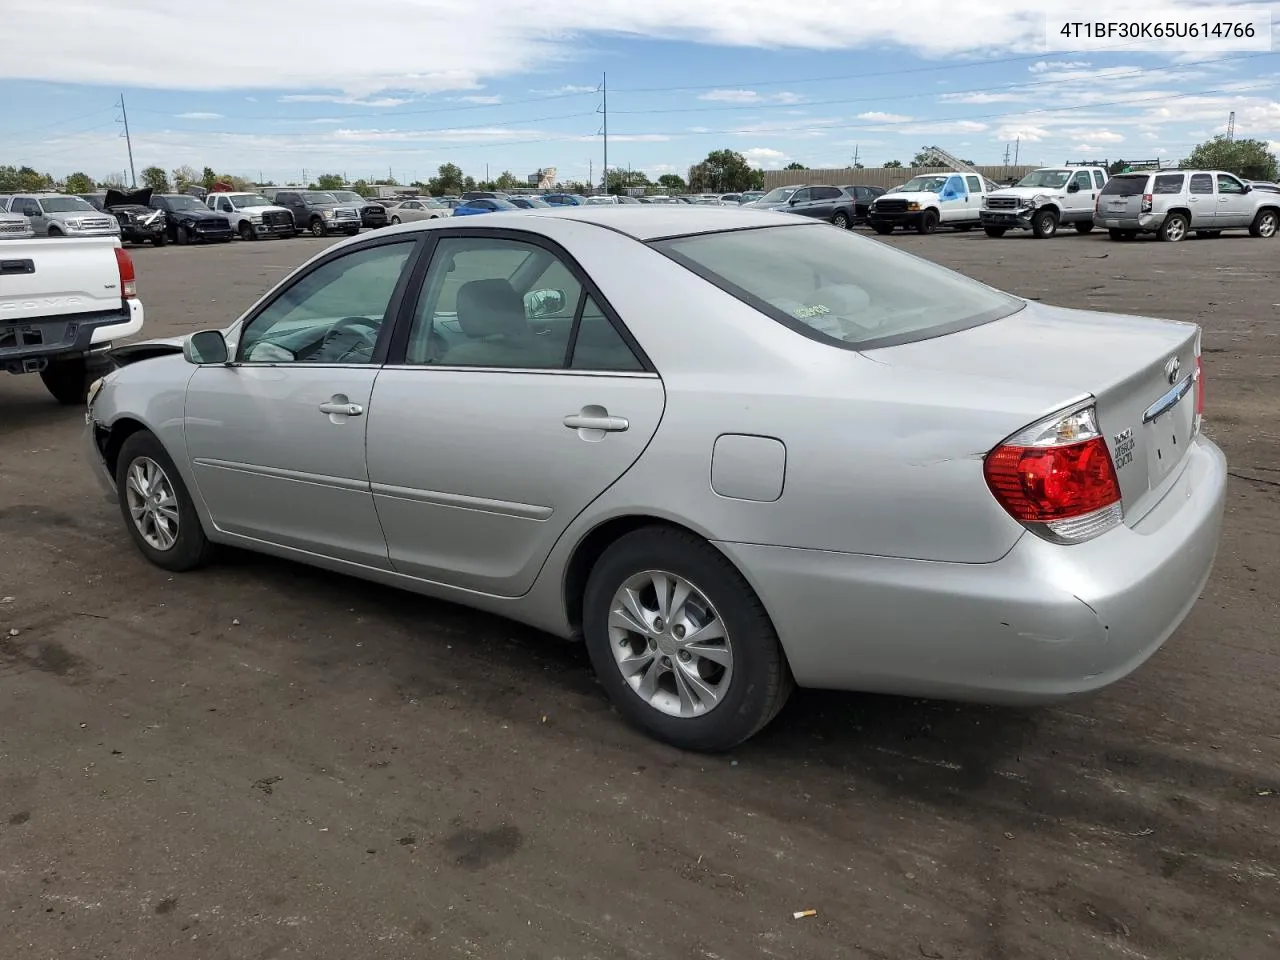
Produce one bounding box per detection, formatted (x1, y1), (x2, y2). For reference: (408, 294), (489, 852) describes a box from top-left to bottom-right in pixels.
(1031, 208), (1059, 238)
(1158, 213), (1188, 242)
(983, 226), (1007, 238)
(871, 224), (894, 235)
(48, 226), (63, 237)
(38, 357), (90, 405)
(582, 526), (793, 751)
(238, 221), (255, 241)
(151, 233), (168, 247)
(390, 215), (401, 225)
(1108, 228), (1138, 241)
(1248, 208), (1277, 239)
(310, 218), (327, 238)
(1074, 221), (1095, 234)
(831, 211), (850, 229)
(345, 228), (360, 236)
(175, 225), (190, 245)
(916, 210), (939, 235)
(114, 431), (211, 573)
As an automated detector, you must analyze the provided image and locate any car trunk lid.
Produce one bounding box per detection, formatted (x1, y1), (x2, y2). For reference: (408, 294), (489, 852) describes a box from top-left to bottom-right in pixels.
(863, 301), (1200, 524)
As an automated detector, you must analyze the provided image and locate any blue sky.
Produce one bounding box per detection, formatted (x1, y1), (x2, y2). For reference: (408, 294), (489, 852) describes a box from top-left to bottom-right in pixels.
(3, 1), (1278, 186)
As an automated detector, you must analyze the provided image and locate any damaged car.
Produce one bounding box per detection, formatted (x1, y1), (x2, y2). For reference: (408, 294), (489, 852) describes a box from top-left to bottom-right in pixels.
(82, 188), (168, 247)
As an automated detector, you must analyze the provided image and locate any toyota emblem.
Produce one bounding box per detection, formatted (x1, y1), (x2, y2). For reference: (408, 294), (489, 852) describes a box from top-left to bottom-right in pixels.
(1164, 356), (1181, 384)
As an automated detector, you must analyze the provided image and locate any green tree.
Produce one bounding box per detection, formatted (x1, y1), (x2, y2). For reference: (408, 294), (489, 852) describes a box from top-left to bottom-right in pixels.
(315, 173), (345, 190)
(494, 170), (522, 190)
(605, 168), (650, 194)
(100, 172), (126, 189)
(688, 149), (764, 192)
(560, 180), (588, 194)
(351, 179), (373, 198)
(882, 159), (903, 168)
(784, 161), (807, 170)
(200, 166), (218, 190)
(428, 162), (465, 196)
(63, 171), (95, 193)
(462, 175), (477, 191)
(0, 165), (54, 192)
(1182, 136), (1277, 181)
(656, 173), (686, 193)
(172, 165), (199, 191)
(140, 166), (169, 191)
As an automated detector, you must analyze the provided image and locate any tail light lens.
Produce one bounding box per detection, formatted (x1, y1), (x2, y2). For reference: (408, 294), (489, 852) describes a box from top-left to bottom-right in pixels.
(114, 246), (136, 299)
(984, 402), (1123, 544)
(1141, 193), (1153, 213)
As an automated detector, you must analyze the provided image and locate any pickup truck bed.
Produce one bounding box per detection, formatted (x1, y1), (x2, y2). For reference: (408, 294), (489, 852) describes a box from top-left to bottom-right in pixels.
(1, 237), (144, 404)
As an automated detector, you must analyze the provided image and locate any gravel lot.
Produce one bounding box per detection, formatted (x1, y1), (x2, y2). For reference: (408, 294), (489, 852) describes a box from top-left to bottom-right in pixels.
(2, 228), (1277, 960)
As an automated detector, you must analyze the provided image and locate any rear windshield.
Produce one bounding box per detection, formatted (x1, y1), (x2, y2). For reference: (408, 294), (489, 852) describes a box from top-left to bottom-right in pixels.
(654, 223), (1023, 350)
(1099, 175), (1148, 196)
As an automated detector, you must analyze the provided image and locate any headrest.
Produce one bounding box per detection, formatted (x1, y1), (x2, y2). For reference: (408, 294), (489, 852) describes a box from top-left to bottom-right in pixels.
(455, 278), (529, 339)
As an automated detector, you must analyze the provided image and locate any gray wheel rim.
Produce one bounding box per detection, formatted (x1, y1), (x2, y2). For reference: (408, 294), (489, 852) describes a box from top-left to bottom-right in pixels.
(608, 570), (734, 718)
(1259, 213), (1277, 238)
(833, 214), (848, 228)
(1039, 214), (1056, 235)
(125, 456), (180, 551)
(1165, 217), (1186, 241)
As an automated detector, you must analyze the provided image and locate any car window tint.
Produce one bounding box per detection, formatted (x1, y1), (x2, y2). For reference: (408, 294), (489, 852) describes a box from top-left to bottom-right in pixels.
(1188, 174), (1213, 195)
(569, 296), (643, 372)
(405, 236), (579, 368)
(238, 241), (414, 364)
(965, 175), (983, 193)
(1100, 176), (1147, 196)
(1153, 174), (1184, 194)
(1217, 174), (1244, 194)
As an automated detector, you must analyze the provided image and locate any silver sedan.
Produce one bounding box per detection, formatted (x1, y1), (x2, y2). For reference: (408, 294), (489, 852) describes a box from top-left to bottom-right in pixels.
(385, 198), (453, 223)
(85, 206), (1227, 750)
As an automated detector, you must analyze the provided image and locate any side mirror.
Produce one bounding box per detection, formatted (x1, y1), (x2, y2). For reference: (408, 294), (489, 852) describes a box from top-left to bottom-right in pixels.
(788, 196), (800, 205)
(524, 288), (567, 319)
(1243, 184), (1252, 193)
(183, 330), (229, 365)
(1067, 181), (1080, 193)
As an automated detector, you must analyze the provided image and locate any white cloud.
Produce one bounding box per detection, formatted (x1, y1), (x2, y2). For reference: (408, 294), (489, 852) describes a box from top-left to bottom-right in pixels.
(457, 95), (502, 104)
(176, 112), (223, 120)
(279, 94), (414, 107)
(855, 111), (912, 123)
(698, 89), (803, 105)
(1029, 60), (1090, 73)
(741, 147), (794, 169)
(533, 84), (597, 95)
(1061, 128), (1124, 144)
(995, 124), (1051, 142)
(939, 91), (1025, 104)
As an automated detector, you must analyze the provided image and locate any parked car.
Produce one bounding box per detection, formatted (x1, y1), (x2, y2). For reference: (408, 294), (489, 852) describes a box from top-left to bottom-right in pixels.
(743, 186), (802, 210)
(1097, 170), (1280, 242)
(204, 191), (295, 240)
(452, 197), (519, 216)
(867, 173), (996, 234)
(329, 190), (390, 230)
(81, 188), (168, 246)
(6, 193), (120, 238)
(980, 166), (1109, 238)
(1245, 180), (1280, 193)
(781, 185), (882, 229)
(0, 209), (35, 240)
(386, 198), (454, 223)
(269, 190), (362, 237)
(841, 184), (887, 222)
(2, 236), (142, 403)
(640, 195), (681, 205)
(720, 193), (742, 204)
(738, 190), (766, 204)
(148, 194), (234, 244)
(460, 191), (510, 201)
(84, 206), (1224, 751)
(508, 196), (552, 209)
(543, 193), (583, 206)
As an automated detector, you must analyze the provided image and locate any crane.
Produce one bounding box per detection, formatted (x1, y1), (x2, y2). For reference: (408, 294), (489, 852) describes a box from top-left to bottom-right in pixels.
(917, 145), (979, 173)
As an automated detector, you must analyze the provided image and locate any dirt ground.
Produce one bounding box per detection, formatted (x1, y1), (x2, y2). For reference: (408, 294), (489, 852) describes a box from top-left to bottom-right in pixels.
(2, 227), (1277, 960)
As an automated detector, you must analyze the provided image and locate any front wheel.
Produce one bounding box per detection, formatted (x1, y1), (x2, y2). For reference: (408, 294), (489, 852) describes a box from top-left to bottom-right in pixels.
(48, 226), (63, 237)
(871, 223), (894, 235)
(582, 527), (793, 751)
(175, 225), (190, 245)
(1032, 209), (1059, 238)
(916, 210), (939, 235)
(1248, 208), (1277, 238)
(1158, 213), (1188, 242)
(115, 431), (211, 572)
(238, 221), (255, 241)
(39, 358), (90, 405)
(1074, 221), (1095, 234)
(983, 226), (1007, 238)
(390, 215), (401, 224)
(831, 211), (850, 229)
(310, 218), (327, 238)
(151, 233), (168, 247)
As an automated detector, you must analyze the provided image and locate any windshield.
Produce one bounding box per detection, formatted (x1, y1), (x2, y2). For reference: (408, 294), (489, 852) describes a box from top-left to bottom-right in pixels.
(899, 176), (948, 193)
(757, 187), (797, 203)
(302, 192), (337, 204)
(41, 196), (96, 213)
(162, 195), (206, 211)
(521, 197), (551, 207)
(655, 223), (1022, 349)
(234, 195), (272, 207)
(423, 198), (446, 208)
(1016, 170), (1072, 188)
(331, 191), (362, 203)
(489, 198), (518, 210)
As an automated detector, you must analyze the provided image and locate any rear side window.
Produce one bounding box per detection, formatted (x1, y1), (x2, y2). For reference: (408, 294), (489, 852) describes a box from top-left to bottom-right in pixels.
(655, 223), (1023, 351)
(1099, 176), (1147, 196)
(1189, 174), (1213, 195)
(1153, 174), (1184, 194)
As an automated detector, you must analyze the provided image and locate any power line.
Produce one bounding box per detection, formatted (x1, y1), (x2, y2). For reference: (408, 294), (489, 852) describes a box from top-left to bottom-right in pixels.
(2, 106), (117, 140)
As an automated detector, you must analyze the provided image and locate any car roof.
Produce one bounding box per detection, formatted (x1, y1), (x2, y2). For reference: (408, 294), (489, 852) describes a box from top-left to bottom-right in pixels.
(439, 205), (802, 241)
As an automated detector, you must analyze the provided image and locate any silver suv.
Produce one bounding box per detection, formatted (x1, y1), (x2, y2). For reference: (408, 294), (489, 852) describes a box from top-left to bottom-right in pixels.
(1096, 169), (1279, 242)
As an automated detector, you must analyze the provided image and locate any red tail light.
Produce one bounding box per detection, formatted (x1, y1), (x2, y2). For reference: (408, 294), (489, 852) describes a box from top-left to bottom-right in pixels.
(1141, 193), (1153, 213)
(984, 403), (1122, 543)
(114, 246), (136, 299)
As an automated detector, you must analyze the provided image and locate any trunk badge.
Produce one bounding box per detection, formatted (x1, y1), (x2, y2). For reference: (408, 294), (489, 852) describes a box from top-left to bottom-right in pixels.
(1164, 356), (1181, 384)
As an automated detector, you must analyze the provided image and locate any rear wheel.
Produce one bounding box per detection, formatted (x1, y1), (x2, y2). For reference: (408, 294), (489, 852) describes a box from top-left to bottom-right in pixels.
(1074, 221), (1095, 234)
(831, 211), (850, 229)
(1032, 209), (1059, 238)
(39, 358), (91, 405)
(1248, 208), (1277, 238)
(871, 224), (894, 235)
(983, 226), (1007, 238)
(1158, 213), (1188, 242)
(582, 526), (793, 751)
(115, 431), (211, 573)
(916, 210), (939, 235)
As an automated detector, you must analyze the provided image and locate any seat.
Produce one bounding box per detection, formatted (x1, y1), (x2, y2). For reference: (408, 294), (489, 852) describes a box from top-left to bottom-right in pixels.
(445, 278), (565, 368)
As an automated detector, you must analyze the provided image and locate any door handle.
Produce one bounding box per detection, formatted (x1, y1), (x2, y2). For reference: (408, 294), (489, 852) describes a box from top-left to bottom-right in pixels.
(319, 401), (363, 416)
(1218, 197), (1229, 203)
(563, 413), (628, 432)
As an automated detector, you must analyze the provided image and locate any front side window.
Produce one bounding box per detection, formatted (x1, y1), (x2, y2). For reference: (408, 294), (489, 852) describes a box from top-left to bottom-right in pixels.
(1072, 171), (1093, 191)
(790, 188), (811, 203)
(1217, 174), (1245, 195)
(238, 241), (415, 364)
(656, 223), (1023, 350)
(965, 175), (983, 193)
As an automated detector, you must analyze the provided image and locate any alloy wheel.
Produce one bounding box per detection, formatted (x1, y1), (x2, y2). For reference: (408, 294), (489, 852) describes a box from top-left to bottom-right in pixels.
(125, 457), (180, 551)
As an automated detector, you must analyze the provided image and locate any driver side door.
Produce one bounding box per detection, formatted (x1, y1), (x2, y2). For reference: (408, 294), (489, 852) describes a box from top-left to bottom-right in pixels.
(183, 236), (421, 567)
(938, 176), (968, 222)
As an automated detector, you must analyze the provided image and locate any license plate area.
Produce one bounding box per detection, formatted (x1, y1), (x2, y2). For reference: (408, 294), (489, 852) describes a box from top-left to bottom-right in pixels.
(1107, 200), (1128, 212)
(1143, 379), (1196, 488)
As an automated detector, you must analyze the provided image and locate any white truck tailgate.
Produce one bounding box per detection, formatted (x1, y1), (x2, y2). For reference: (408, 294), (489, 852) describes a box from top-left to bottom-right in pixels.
(0, 237), (124, 321)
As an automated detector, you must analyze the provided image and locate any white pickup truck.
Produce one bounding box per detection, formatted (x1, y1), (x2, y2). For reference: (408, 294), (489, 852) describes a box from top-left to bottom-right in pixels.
(1, 237), (144, 404)
(866, 172), (999, 234)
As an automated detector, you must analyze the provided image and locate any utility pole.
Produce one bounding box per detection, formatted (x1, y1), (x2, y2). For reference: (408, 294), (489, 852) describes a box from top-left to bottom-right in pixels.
(117, 93), (137, 188)
(599, 72), (609, 194)
(851, 144), (860, 168)
(588, 158), (593, 191)
(1002, 143), (1011, 166)
(1013, 137), (1020, 166)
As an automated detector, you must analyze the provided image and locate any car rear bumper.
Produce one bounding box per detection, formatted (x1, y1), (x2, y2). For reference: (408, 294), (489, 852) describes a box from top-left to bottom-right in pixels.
(2, 299), (143, 371)
(1099, 213), (1161, 231)
(715, 434), (1226, 704)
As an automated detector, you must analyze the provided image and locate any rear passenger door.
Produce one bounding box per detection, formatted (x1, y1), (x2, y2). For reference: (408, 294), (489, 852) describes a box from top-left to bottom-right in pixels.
(365, 230), (665, 597)
(1186, 173), (1215, 228)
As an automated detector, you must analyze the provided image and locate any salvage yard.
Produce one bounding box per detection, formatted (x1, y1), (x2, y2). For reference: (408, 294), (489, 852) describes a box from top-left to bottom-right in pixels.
(2, 229), (1278, 960)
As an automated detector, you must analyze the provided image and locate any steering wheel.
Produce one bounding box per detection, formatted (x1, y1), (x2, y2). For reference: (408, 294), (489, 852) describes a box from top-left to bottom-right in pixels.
(321, 316), (379, 362)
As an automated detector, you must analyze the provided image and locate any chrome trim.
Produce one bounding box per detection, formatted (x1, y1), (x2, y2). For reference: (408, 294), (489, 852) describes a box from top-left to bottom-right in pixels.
(379, 364), (660, 379)
(370, 482), (552, 520)
(1142, 373), (1194, 424)
(193, 458), (369, 492)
